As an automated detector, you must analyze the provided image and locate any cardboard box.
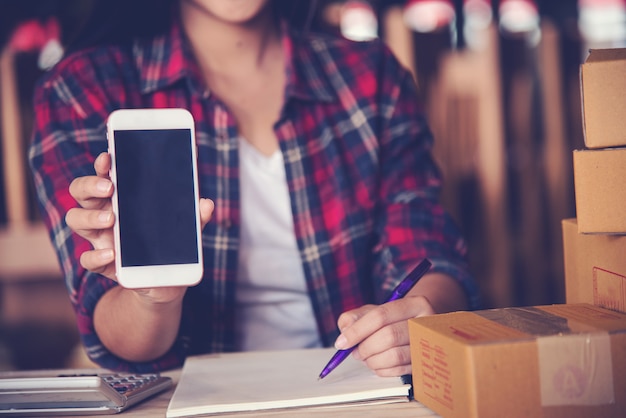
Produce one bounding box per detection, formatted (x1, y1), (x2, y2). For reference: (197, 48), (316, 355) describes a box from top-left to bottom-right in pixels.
(573, 148), (626, 234)
(580, 48), (626, 148)
(409, 304), (626, 418)
(562, 218), (626, 313)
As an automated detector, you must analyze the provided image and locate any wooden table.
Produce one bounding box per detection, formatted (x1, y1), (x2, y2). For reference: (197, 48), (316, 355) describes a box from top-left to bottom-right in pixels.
(0, 368), (440, 417)
(80, 370), (441, 418)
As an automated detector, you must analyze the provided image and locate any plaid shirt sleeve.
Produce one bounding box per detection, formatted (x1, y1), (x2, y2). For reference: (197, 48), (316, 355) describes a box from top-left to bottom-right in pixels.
(28, 53), (186, 372)
(373, 45), (480, 309)
(285, 35), (480, 340)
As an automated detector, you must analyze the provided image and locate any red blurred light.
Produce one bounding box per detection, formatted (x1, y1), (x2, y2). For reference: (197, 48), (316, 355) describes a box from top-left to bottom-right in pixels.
(403, 0), (456, 33)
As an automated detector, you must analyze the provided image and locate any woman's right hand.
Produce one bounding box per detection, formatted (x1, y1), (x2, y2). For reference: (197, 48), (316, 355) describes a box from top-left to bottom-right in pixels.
(66, 152), (117, 280)
(66, 151), (214, 289)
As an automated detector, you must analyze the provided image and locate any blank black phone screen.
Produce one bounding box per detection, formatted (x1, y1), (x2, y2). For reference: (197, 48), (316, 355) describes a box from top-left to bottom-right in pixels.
(113, 129), (198, 267)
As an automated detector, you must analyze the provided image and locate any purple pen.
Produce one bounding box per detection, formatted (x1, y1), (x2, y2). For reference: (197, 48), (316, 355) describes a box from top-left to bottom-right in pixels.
(318, 258), (432, 380)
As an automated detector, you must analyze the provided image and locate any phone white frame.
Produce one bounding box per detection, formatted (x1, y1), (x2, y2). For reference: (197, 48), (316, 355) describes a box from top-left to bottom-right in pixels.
(106, 108), (203, 288)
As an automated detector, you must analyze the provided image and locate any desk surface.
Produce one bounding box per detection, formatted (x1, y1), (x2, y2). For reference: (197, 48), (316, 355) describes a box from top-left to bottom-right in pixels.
(77, 370), (441, 418)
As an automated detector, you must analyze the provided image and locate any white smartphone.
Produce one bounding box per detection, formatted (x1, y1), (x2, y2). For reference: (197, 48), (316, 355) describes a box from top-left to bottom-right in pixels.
(106, 108), (203, 288)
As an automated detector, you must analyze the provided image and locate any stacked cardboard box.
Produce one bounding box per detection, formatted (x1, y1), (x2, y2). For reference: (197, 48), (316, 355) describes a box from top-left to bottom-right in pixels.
(408, 303), (626, 418)
(562, 219), (626, 313)
(407, 48), (626, 418)
(565, 48), (626, 313)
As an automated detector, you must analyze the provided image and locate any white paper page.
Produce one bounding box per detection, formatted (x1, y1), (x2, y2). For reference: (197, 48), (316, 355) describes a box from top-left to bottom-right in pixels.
(166, 347), (410, 417)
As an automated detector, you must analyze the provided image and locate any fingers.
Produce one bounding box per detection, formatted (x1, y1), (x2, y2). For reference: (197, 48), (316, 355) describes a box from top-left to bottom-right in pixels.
(360, 345), (413, 377)
(353, 319), (409, 358)
(67, 205), (116, 280)
(353, 321), (413, 377)
(80, 248), (116, 278)
(334, 295), (435, 376)
(69, 175), (113, 210)
(65, 207), (115, 256)
(335, 300), (406, 350)
(337, 305), (372, 331)
(199, 198), (215, 229)
(66, 207), (114, 238)
(337, 295), (433, 348)
(93, 152), (111, 177)
(66, 153), (116, 280)
(69, 153), (113, 210)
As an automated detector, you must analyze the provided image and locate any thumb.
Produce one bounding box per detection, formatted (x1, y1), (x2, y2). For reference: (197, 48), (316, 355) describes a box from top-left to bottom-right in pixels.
(199, 198), (215, 229)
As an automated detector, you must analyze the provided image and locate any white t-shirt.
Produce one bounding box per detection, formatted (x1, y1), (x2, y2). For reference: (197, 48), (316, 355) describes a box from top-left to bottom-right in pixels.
(235, 138), (322, 351)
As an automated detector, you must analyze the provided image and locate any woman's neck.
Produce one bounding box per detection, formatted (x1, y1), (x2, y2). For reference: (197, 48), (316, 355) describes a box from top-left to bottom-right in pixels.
(180, 1), (280, 77)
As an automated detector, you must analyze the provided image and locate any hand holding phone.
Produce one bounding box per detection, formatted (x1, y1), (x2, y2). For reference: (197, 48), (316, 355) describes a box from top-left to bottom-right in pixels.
(66, 151), (117, 280)
(107, 108), (204, 289)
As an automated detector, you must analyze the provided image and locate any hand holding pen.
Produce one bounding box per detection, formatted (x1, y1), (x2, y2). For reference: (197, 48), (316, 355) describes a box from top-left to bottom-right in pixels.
(318, 258), (432, 380)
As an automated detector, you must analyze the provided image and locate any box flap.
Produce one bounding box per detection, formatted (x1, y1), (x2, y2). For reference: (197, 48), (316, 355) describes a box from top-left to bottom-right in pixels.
(411, 304), (626, 346)
(585, 48), (626, 63)
(537, 303), (626, 332)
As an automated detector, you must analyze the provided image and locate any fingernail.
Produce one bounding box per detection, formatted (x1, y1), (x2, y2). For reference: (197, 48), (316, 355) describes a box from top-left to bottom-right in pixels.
(335, 335), (347, 350)
(100, 249), (114, 261)
(98, 211), (112, 223)
(97, 180), (111, 193)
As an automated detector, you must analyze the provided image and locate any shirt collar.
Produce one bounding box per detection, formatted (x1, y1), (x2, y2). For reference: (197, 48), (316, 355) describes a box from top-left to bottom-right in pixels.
(282, 25), (335, 103)
(133, 19), (202, 96)
(134, 18), (336, 103)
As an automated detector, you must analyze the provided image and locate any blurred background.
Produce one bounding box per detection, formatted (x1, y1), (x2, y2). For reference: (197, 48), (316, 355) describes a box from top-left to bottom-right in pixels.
(1, 0), (624, 370)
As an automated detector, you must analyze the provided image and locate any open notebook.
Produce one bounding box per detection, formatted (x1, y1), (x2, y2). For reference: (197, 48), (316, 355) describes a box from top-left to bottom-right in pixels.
(166, 347), (412, 417)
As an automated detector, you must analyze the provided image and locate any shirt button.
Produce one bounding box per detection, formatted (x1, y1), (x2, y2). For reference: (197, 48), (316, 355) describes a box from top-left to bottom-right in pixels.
(202, 90), (210, 99)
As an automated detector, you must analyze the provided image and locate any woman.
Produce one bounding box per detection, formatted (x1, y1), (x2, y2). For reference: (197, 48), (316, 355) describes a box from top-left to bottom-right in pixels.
(29, 0), (480, 374)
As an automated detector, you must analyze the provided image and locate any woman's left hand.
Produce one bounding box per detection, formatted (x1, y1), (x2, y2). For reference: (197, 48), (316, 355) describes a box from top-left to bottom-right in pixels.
(334, 271), (468, 377)
(334, 295), (435, 377)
